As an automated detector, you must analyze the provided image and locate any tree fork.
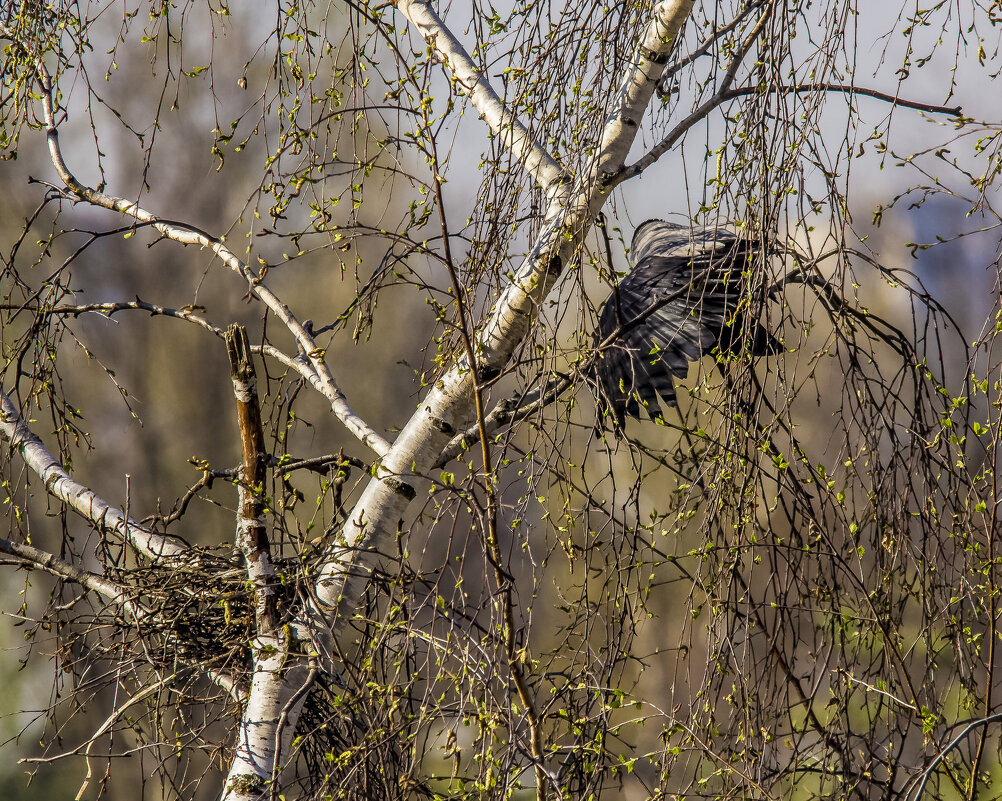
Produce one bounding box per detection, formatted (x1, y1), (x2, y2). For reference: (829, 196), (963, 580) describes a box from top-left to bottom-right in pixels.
(315, 0), (697, 624)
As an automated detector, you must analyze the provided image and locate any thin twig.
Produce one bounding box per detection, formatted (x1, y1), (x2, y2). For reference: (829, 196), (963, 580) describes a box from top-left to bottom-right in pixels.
(618, 79), (963, 186)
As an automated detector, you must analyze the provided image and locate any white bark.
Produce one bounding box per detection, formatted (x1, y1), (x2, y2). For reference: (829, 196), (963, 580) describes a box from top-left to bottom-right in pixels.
(220, 632), (313, 801)
(0, 389), (188, 561)
(237, 510), (278, 626)
(0, 399), (250, 702)
(0, 535), (133, 609)
(315, 0), (696, 625)
(396, 0), (568, 200)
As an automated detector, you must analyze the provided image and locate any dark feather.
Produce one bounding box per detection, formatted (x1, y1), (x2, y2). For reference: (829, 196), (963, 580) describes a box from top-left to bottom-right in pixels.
(595, 219), (776, 426)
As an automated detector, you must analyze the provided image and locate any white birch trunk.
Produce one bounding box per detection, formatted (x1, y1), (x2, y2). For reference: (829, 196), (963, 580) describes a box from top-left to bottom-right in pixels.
(315, 0), (696, 628)
(220, 631), (313, 801)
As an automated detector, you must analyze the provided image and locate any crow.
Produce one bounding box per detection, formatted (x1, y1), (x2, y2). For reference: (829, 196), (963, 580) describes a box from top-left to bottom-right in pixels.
(594, 219), (775, 426)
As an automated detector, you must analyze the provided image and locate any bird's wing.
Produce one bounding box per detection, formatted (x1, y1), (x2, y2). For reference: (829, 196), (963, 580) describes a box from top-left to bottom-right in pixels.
(629, 219), (740, 269)
(595, 220), (750, 424)
(596, 263), (684, 421)
(630, 221), (747, 359)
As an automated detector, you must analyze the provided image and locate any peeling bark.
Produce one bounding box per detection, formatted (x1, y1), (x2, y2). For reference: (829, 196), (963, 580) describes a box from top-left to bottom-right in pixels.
(227, 325), (279, 633)
(221, 326), (314, 801)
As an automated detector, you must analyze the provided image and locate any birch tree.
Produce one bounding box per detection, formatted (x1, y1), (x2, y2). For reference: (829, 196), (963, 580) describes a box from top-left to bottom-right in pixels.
(2, 0), (1001, 799)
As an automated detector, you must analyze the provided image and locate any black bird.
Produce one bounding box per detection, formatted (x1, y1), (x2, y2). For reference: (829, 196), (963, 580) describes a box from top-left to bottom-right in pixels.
(594, 219), (775, 426)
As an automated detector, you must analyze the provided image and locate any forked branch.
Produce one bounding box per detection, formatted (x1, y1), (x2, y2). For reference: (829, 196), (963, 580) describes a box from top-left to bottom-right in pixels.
(395, 0), (569, 201)
(315, 0), (697, 645)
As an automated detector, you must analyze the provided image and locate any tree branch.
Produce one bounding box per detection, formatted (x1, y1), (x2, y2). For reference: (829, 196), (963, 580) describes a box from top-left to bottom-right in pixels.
(613, 0), (774, 187)
(0, 389), (188, 560)
(2, 299), (225, 336)
(315, 0), (696, 631)
(739, 82), (964, 117)
(395, 0), (568, 201)
(436, 377), (573, 466)
(618, 81), (963, 186)
(12, 298), (346, 427)
(658, 0), (767, 88)
(0, 536), (131, 608)
(4, 39), (391, 458)
(907, 713), (1002, 801)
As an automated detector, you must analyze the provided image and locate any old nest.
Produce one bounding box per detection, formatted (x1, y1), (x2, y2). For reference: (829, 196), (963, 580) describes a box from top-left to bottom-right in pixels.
(96, 549), (422, 797)
(118, 546), (302, 672)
